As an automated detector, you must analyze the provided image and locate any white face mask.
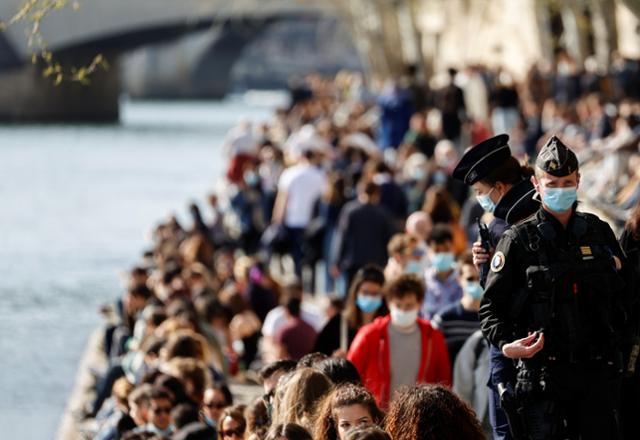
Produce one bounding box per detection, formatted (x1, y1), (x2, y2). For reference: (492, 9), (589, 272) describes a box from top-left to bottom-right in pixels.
(390, 305), (418, 328)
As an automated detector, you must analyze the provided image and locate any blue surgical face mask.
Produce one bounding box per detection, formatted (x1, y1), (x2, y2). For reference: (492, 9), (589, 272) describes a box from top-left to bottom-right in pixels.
(542, 186), (577, 213)
(412, 169), (427, 182)
(465, 282), (484, 300)
(431, 252), (455, 272)
(476, 187), (496, 213)
(432, 170), (448, 185)
(404, 260), (425, 276)
(244, 171), (259, 187)
(356, 295), (383, 313)
(204, 416), (217, 429)
(147, 424), (174, 436)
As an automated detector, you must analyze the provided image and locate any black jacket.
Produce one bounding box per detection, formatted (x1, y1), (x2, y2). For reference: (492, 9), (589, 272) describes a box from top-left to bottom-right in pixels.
(480, 207), (626, 361)
(332, 201), (394, 271)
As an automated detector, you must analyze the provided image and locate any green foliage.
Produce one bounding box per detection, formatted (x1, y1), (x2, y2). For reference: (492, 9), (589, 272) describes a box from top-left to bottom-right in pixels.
(0, 0), (107, 85)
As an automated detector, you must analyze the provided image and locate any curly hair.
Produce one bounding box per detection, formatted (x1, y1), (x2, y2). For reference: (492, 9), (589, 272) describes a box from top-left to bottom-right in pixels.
(383, 273), (425, 303)
(314, 384), (383, 440)
(384, 384), (484, 440)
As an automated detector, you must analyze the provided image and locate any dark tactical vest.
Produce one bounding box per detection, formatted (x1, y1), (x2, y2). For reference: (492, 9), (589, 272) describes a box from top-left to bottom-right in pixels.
(508, 212), (626, 365)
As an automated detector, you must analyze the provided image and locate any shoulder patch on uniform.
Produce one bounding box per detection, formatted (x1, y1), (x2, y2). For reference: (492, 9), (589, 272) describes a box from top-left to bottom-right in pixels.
(491, 251), (506, 272)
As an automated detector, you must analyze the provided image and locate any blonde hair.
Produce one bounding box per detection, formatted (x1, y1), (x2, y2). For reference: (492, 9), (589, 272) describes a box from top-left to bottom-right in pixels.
(272, 368), (333, 430)
(154, 317), (195, 338)
(112, 377), (135, 408)
(233, 255), (254, 282)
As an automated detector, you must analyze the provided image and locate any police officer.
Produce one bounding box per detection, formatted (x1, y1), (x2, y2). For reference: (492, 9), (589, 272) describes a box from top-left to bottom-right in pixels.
(479, 135), (626, 439)
(453, 133), (539, 440)
(620, 200), (640, 440)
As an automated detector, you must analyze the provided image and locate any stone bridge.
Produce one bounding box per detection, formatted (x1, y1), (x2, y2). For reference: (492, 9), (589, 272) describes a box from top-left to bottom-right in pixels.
(0, 0), (337, 121)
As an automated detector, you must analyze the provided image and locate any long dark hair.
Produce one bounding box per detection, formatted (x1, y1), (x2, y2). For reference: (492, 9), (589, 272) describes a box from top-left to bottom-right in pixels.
(323, 172), (347, 205)
(627, 200), (640, 240)
(344, 265), (387, 329)
(423, 186), (458, 224)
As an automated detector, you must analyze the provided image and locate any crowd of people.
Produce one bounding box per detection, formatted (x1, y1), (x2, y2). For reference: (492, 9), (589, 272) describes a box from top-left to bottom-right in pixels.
(83, 52), (640, 440)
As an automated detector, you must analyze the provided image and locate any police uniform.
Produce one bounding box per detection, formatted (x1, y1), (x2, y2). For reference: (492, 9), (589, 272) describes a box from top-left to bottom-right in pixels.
(453, 134), (539, 440)
(479, 137), (627, 439)
(453, 134), (539, 247)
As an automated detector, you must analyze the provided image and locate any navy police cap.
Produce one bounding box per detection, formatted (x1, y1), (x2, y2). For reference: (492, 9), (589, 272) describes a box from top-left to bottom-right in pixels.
(452, 134), (511, 185)
(535, 135), (578, 177)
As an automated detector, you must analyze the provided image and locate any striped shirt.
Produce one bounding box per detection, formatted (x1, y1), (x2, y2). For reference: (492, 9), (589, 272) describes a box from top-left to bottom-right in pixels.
(431, 302), (480, 366)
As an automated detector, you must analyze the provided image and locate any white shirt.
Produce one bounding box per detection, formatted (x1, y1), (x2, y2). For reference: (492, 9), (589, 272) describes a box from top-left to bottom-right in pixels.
(278, 163), (326, 228)
(284, 125), (332, 160)
(224, 124), (257, 157)
(262, 302), (325, 337)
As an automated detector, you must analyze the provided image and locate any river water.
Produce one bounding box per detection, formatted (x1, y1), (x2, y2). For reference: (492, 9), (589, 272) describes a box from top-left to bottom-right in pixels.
(0, 96), (282, 439)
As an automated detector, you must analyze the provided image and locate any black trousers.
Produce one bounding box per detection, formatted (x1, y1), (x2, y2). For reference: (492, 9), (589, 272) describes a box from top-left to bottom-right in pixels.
(520, 364), (621, 440)
(488, 346), (515, 440)
(621, 372), (640, 440)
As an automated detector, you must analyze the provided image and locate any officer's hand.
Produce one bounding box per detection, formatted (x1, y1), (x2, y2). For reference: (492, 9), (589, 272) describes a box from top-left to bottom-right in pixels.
(472, 241), (492, 267)
(502, 332), (545, 359)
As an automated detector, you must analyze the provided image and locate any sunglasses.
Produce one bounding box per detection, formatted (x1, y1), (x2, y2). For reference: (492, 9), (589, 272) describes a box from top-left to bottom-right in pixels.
(221, 428), (245, 438)
(151, 406), (172, 414)
(465, 277), (480, 282)
(204, 401), (227, 410)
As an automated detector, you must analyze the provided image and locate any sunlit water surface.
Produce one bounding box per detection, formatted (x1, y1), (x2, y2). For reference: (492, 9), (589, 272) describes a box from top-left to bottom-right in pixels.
(0, 96), (281, 439)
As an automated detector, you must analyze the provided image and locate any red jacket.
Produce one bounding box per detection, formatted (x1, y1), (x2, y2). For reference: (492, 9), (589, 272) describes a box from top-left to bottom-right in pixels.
(347, 315), (451, 408)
